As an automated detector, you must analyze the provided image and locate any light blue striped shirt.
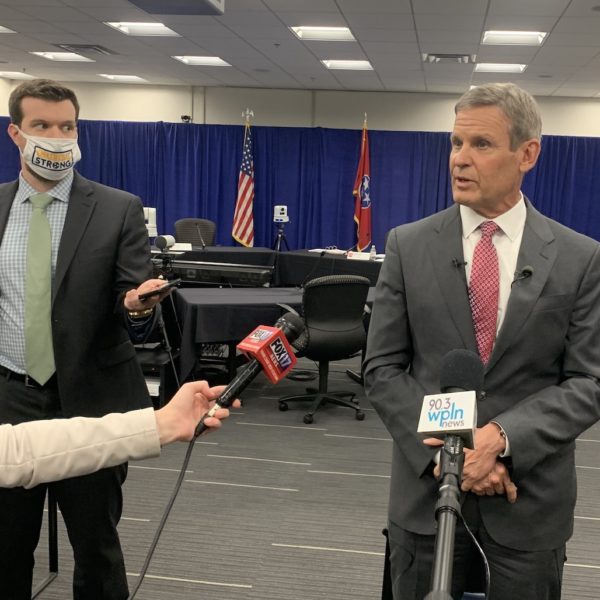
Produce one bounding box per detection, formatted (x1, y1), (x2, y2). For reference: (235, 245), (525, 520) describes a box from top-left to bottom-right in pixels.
(0, 172), (73, 374)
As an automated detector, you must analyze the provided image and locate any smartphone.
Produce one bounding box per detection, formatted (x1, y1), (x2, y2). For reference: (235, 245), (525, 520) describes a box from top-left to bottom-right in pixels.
(138, 278), (181, 301)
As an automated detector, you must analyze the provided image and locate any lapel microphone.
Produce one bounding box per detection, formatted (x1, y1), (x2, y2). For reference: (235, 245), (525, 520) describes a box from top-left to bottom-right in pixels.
(512, 265), (534, 286)
(452, 258), (467, 268)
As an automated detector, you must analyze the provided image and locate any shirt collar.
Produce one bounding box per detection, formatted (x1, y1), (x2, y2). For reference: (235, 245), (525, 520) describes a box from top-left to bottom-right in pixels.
(460, 192), (526, 242)
(15, 170), (74, 205)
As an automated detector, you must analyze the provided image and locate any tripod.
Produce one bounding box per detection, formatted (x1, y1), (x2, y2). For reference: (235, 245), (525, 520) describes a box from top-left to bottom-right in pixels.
(272, 222), (290, 252)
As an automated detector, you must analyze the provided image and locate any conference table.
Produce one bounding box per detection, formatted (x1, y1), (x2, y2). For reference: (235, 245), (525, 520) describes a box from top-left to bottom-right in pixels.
(162, 246), (382, 379)
(167, 247), (382, 286)
(173, 285), (376, 380)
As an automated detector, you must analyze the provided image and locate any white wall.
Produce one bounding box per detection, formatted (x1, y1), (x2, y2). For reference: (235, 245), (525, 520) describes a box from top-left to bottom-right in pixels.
(1, 80), (600, 136)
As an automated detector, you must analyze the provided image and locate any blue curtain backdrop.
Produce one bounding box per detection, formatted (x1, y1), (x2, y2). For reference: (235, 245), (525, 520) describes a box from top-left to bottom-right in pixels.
(1, 116), (599, 248)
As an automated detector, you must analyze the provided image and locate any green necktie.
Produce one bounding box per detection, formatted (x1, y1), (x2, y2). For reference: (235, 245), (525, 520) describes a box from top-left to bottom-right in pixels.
(25, 192), (55, 385)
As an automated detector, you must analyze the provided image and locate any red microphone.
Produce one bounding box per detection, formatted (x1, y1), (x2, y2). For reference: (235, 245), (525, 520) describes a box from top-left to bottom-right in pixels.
(236, 324), (297, 383)
(194, 312), (304, 436)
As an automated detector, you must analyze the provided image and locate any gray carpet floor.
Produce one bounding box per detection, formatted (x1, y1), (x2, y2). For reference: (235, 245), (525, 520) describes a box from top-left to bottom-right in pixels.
(32, 356), (600, 599)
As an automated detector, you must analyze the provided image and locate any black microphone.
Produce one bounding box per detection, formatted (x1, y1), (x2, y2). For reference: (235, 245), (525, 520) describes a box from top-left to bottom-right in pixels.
(440, 349), (484, 392)
(195, 223), (207, 250)
(512, 265), (534, 286)
(452, 258), (467, 268)
(193, 312), (305, 436)
(423, 349), (485, 598)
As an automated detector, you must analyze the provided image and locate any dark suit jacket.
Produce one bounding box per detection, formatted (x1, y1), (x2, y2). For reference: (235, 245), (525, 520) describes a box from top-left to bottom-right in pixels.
(364, 200), (600, 551)
(0, 172), (152, 419)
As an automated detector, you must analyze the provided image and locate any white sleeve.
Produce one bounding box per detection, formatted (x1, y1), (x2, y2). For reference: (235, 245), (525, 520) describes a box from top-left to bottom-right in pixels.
(0, 408), (161, 489)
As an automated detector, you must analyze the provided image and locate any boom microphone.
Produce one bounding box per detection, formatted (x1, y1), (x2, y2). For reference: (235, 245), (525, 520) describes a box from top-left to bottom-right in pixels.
(194, 312), (305, 436)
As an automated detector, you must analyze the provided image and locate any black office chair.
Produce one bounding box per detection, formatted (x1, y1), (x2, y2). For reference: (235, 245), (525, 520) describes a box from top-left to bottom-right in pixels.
(174, 218), (216, 247)
(278, 274), (370, 424)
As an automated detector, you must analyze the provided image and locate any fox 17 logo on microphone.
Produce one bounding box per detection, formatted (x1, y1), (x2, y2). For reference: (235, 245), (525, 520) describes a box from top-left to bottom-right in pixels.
(237, 325), (297, 383)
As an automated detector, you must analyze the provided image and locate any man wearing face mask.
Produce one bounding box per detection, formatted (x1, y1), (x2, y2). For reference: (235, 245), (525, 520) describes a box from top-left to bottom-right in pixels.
(0, 79), (169, 599)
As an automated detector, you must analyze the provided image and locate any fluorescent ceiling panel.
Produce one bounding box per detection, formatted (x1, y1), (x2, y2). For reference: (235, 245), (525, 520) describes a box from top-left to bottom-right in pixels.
(290, 26), (355, 41)
(31, 52), (94, 62)
(482, 30), (547, 45)
(0, 25), (16, 34)
(98, 74), (148, 82)
(172, 55), (231, 66)
(104, 22), (179, 37)
(322, 59), (373, 70)
(475, 63), (527, 73)
(0, 71), (35, 79)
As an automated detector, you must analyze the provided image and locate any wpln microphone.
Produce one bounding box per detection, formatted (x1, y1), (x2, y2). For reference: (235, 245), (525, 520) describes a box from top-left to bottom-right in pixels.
(419, 349), (484, 600)
(194, 312), (304, 436)
(417, 349), (482, 449)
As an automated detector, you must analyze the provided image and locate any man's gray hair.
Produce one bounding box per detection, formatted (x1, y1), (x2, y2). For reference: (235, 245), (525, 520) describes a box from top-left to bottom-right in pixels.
(455, 83), (542, 150)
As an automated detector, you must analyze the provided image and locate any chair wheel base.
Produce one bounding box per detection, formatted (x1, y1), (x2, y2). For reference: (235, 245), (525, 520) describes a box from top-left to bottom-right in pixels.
(356, 411), (365, 420)
(278, 401), (288, 411)
(303, 413), (314, 424)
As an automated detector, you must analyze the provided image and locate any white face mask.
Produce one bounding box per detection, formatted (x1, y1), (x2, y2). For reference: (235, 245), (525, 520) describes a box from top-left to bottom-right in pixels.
(16, 128), (81, 181)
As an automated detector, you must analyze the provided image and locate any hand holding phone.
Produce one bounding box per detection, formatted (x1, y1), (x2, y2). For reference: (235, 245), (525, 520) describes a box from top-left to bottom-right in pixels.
(138, 278), (181, 301)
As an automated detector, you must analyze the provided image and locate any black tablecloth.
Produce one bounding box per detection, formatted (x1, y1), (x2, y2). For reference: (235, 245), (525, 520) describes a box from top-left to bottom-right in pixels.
(173, 286), (375, 380)
(174, 287), (304, 378)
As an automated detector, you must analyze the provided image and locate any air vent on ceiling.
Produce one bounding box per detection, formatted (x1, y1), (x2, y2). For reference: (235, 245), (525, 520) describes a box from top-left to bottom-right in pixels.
(54, 44), (118, 56)
(128, 0), (224, 15)
(422, 53), (476, 64)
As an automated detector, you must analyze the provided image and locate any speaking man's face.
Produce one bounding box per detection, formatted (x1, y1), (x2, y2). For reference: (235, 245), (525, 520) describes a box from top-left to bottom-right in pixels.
(449, 105), (539, 218)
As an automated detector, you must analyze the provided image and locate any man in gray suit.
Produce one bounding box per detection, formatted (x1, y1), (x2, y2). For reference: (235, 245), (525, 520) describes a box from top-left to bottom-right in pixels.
(364, 83), (600, 599)
(0, 79), (169, 599)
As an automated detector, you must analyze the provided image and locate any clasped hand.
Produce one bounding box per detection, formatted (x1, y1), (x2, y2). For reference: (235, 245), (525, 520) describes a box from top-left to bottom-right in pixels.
(423, 424), (517, 503)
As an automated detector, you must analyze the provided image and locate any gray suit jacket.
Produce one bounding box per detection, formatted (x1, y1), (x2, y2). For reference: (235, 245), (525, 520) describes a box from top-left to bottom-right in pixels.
(0, 172), (153, 420)
(364, 200), (600, 551)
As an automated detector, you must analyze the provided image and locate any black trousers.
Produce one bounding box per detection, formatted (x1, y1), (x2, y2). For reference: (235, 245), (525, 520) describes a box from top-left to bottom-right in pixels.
(0, 376), (129, 600)
(387, 496), (565, 600)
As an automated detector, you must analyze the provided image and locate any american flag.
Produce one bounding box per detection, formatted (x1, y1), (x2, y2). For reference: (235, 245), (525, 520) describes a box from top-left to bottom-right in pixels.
(232, 124), (255, 247)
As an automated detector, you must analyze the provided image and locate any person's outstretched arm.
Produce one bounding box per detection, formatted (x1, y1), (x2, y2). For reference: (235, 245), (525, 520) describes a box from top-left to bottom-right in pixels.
(0, 381), (236, 489)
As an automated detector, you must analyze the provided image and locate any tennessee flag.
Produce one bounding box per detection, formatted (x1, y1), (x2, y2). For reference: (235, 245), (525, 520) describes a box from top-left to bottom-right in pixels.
(353, 119), (372, 251)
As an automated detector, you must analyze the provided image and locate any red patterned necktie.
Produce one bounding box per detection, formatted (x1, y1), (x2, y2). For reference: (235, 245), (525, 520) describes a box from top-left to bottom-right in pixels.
(468, 221), (500, 365)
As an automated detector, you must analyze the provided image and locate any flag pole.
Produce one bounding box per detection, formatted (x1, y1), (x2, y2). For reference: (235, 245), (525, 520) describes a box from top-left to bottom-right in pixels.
(232, 108), (256, 247)
(353, 112), (372, 252)
(242, 107), (254, 125)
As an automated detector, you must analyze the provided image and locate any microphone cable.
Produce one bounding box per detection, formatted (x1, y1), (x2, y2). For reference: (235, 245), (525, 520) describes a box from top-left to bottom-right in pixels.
(458, 512), (491, 599)
(127, 437), (196, 599)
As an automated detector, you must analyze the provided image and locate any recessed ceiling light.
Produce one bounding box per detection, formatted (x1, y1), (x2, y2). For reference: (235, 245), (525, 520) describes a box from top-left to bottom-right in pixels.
(0, 25), (16, 34)
(482, 30), (547, 45)
(321, 59), (373, 70)
(0, 71), (35, 79)
(172, 56), (231, 66)
(31, 51), (94, 62)
(98, 74), (147, 82)
(474, 63), (527, 73)
(105, 22), (179, 37)
(290, 26), (355, 42)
